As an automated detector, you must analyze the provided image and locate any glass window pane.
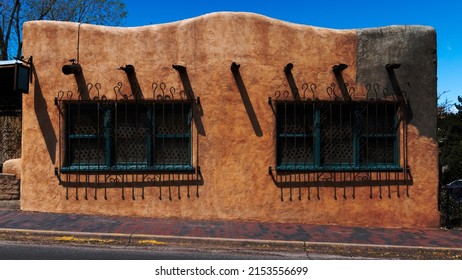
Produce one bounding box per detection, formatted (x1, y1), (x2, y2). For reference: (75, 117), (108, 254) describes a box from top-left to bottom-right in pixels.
(154, 137), (190, 165)
(69, 104), (102, 135)
(69, 138), (105, 165)
(361, 103), (397, 135)
(360, 137), (396, 164)
(276, 103), (313, 135)
(319, 103), (354, 164)
(115, 104), (148, 164)
(276, 102), (315, 168)
(278, 137), (314, 166)
(154, 103), (190, 135)
(153, 102), (191, 167)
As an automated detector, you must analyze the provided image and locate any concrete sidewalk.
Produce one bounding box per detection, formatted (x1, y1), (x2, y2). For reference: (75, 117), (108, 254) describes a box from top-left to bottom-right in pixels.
(0, 207), (461, 259)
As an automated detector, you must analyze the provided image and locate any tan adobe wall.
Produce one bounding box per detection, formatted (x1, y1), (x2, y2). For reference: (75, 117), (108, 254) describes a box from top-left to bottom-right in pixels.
(20, 12), (439, 228)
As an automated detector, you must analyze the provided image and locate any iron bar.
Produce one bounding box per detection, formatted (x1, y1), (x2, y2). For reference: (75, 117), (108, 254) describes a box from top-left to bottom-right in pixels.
(332, 64), (351, 101)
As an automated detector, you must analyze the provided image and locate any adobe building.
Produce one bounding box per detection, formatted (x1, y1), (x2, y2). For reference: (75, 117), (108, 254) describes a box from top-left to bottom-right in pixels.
(20, 12), (438, 228)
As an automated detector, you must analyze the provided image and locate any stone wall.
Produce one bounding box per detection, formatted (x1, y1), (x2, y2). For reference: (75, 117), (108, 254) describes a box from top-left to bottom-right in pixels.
(0, 174), (20, 200)
(20, 12), (439, 228)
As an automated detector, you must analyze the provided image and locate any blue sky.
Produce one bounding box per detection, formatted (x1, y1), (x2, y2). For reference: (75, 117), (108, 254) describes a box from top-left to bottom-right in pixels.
(122, 0), (462, 104)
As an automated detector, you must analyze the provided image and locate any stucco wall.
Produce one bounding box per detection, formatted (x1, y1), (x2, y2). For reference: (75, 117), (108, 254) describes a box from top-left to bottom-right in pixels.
(20, 12), (439, 228)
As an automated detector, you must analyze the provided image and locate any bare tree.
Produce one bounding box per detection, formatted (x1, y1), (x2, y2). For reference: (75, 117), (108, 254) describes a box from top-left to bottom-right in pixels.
(1, 0), (127, 60)
(438, 91), (455, 118)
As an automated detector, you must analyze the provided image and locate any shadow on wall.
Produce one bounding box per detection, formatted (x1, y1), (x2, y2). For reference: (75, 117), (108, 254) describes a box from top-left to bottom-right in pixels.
(284, 63), (301, 100)
(57, 170), (204, 201)
(32, 64), (57, 164)
(173, 65), (206, 136)
(231, 62), (263, 137)
(119, 65), (144, 100)
(269, 169), (413, 201)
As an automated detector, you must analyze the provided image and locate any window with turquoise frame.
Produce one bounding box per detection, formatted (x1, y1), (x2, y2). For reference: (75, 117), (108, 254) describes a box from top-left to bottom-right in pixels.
(276, 100), (400, 171)
(62, 101), (192, 172)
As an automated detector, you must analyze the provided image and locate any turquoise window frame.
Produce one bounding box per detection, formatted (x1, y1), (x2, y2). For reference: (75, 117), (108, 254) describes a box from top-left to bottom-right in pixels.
(61, 101), (193, 173)
(276, 100), (401, 172)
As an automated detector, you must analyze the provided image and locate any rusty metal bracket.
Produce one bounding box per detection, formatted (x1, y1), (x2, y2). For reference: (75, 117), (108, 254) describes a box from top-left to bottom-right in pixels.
(172, 64), (186, 72)
(386, 63), (413, 121)
(118, 64), (142, 100)
(284, 63), (300, 100)
(332, 63), (351, 101)
(173, 64), (201, 105)
(385, 63), (402, 95)
(230, 62), (240, 73)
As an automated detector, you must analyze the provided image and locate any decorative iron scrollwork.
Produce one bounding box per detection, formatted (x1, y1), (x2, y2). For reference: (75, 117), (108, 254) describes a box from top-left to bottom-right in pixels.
(325, 82), (355, 101)
(57, 90), (74, 101)
(273, 90), (290, 101)
(55, 169), (203, 201)
(152, 82), (188, 101)
(269, 168), (413, 201)
(0, 113), (22, 165)
(366, 83), (394, 100)
(113, 81), (131, 101)
(301, 82), (317, 100)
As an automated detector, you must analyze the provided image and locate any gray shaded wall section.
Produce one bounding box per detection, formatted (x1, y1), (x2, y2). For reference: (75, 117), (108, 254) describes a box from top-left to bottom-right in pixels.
(356, 26), (437, 140)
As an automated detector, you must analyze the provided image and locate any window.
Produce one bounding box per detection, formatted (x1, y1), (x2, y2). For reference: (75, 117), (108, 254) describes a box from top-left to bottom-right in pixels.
(276, 101), (400, 171)
(62, 101), (192, 172)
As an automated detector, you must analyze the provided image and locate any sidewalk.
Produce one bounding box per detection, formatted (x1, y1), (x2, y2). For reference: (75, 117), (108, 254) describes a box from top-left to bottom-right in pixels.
(0, 206), (461, 259)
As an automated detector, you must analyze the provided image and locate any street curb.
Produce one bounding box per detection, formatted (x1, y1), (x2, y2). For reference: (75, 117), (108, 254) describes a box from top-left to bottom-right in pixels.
(130, 233), (306, 252)
(1, 228), (461, 259)
(0, 228), (129, 244)
(304, 242), (462, 259)
(0, 228), (305, 252)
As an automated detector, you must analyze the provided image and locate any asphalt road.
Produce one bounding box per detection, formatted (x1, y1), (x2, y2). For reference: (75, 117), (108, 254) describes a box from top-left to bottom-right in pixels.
(0, 240), (309, 260)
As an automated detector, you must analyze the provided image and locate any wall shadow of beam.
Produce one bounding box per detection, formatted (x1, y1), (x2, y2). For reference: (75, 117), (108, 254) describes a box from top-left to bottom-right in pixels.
(57, 172), (204, 188)
(62, 63), (90, 100)
(386, 63), (413, 122)
(119, 65), (143, 100)
(269, 169), (413, 189)
(57, 171), (204, 201)
(270, 169), (413, 201)
(172, 65), (206, 136)
(332, 64), (351, 101)
(32, 64), (57, 164)
(284, 63), (300, 100)
(231, 62), (263, 137)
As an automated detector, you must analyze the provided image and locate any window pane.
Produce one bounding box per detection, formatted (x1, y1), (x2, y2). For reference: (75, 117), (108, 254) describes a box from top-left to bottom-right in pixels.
(319, 103), (354, 164)
(278, 137), (314, 166)
(67, 104), (105, 166)
(361, 103), (397, 135)
(69, 104), (102, 135)
(153, 102), (191, 167)
(276, 103), (313, 135)
(69, 138), (105, 165)
(276, 102), (314, 168)
(115, 104), (148, 164)
(360, 137), (395, 164)
(359, 103), (397, 165)
(154, 137), (190, 165)
(155, 103), (190, 135)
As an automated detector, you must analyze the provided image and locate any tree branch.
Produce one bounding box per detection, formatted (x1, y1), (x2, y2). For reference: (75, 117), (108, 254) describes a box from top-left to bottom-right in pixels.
(3, 0), (20, 59)
(38, 0), (58, 20)
(0, 26), (6, 60)
(15, 1), (22, 58)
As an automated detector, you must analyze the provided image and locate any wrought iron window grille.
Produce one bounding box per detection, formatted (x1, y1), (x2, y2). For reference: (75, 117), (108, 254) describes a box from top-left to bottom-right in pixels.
(0, 57), (31, 166)
(55, 80), (202, 200)
(274, 100), (400, 171)
(268, 63), (412, 200)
